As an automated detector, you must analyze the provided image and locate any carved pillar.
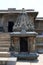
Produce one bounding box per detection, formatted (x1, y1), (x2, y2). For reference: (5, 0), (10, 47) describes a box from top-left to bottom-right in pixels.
(13, 37), (20, 52)
(28, 36), (36, 53)
(33, 37), (36, 51)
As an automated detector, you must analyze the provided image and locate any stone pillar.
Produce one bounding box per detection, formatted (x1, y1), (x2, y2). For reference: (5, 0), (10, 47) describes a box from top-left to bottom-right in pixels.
(13, 37), (20, 52)
(28, 36), (36, 53)
(33, 37), (36, 52)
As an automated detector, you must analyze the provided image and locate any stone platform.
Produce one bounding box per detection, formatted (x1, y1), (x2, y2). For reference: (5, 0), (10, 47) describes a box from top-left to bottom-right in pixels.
(14, 53), (39, 60)
(16, 54), (43, 65)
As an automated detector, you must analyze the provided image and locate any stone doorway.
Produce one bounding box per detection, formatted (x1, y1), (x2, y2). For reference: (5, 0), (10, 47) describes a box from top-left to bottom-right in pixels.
(8, 21), (14, 32)
(20, 37), (28, 52)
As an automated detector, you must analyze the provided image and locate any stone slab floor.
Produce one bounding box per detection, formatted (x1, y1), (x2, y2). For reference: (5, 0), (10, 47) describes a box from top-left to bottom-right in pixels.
(16, 54), (43, 65)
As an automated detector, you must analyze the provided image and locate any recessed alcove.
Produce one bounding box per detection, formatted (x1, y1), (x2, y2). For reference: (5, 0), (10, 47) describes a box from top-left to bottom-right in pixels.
(8, 21), (14, 32)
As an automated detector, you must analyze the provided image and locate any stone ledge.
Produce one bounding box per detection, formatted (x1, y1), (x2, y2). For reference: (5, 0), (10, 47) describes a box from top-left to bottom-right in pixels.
(14, 53), (39, 60)
(0, 57), (17, 65)
(0, 57), (17, 61)
(0, 52), (11, 57)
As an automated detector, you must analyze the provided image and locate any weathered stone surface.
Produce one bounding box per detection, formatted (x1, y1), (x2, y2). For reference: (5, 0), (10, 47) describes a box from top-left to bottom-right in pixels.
(0, 33), (11, 57)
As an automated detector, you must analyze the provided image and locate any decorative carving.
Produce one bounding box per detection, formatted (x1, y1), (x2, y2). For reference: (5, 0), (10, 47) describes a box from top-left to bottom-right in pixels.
(13, 9), (35, 32)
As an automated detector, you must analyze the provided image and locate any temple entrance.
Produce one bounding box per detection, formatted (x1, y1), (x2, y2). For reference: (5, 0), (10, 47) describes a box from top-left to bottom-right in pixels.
(20, 37), (28, 52)
(8, 21), (14, 32)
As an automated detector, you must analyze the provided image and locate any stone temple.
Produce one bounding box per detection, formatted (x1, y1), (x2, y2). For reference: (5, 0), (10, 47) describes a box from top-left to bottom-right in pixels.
(0, 8), (43, 64)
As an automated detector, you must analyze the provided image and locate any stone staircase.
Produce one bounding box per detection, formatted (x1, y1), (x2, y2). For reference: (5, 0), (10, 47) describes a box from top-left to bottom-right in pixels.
(0, 33), (11, 57)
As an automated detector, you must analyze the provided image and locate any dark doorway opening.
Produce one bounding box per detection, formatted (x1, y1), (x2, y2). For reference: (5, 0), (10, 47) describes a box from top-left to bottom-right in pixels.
(8, 21), (14, 32)
(20, 37), (28, 52)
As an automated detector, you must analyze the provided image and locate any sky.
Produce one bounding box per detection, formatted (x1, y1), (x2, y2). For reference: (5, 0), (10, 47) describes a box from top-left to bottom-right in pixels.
(0, 0), (43, 17)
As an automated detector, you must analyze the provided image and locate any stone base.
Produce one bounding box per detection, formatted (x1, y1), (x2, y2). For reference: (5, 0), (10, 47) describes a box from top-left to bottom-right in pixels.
(14, 53), (39, 60)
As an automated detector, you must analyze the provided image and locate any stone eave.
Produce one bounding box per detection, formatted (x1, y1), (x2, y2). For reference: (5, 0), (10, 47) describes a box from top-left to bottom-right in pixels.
(0, 10), (38, 19)
(36, 17), (43, 21)
(36, 35), (43, 38)
(10, 32), (38, 37)
(0, 10), (38, 14)
(28, 12), (38, 18)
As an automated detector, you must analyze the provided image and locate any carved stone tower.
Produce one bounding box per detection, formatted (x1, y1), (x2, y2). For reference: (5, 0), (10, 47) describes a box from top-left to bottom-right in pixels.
(13, 9), (35, 32)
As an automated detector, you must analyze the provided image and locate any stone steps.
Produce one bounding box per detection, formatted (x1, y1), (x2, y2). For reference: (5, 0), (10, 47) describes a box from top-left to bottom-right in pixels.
(0, 33), (11, 50)
(0, 33), (11, 57)
(0, 52), (10, 57)
(0, 34), (10, 41)
(0, 37), (10, 41)
(0, 47), (9, 52)
(0, 43), (10, 47)
(0, 41), (11, 44)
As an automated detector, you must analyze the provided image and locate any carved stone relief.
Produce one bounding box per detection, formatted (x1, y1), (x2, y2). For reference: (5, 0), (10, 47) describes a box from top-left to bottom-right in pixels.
(13, 10), (35, 32)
